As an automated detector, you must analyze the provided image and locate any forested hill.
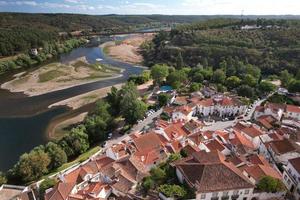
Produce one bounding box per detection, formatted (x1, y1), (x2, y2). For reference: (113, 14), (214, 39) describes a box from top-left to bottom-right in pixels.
(141, 18), (300, 76)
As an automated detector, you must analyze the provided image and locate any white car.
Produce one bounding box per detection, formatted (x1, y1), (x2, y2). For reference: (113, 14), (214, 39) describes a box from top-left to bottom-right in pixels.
(108, 133), (113, 139)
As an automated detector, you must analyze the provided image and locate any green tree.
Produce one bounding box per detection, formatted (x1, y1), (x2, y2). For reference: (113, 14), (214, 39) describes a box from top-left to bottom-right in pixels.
(288, 79), (300, 93)
(107, 86), (121, 116)
(60, 125), (89, 157)
(158, 184), (187, 198)
(45, 142), (67, 170)
(212, 69), (226, 84)
(142, 177), (155, 191)
(120, 82), (147, 124)
(14, 149), (51, 182)
(237, 85), (255, 98)
(243, 74), (257, 87)
(151, 64), (169, 85)
(0, 171), (7, 185)
(280, 70), (293, 87)
(257, 176), (285, 192)
(190, 82), (201, 92)
(158, 93), (171, 107)
(226, 76), (241, 89)
(259, 81), (276, 94)
(85, 115), (108, 143)
(176, 52), (184, 69)
(150, 167), (166, 183)
(166, 70), (187, 89)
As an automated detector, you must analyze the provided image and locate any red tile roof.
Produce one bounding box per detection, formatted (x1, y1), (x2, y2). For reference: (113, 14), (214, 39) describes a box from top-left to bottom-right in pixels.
(242, 125), (264, 138)
(286, 105), (300, 113)
(206, 139), (225, 152)
(268, 139), (297, 155)
(45, 182), (75, 200)
(244, 165), (282, 181)
(174, 151), (254, 193)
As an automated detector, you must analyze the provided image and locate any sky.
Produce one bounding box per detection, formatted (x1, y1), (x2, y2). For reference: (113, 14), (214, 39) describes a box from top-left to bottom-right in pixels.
(0, 0), (299, 15)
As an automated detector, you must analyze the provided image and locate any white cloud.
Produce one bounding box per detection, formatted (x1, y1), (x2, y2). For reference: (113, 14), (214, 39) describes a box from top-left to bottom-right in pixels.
(15, 1), (38, 6)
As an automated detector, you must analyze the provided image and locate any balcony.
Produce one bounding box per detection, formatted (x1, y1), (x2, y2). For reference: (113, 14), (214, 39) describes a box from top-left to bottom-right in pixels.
(231, 195), (239, 200)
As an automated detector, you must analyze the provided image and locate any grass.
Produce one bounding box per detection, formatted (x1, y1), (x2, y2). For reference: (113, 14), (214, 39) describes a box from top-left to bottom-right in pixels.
(103, 45), (110, 55)
(45, 146), (101, 178)
(38, 69), (66, 82)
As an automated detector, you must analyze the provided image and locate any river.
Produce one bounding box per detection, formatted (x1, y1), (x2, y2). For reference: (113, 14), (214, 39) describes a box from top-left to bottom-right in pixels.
(0, 35), (144, 171)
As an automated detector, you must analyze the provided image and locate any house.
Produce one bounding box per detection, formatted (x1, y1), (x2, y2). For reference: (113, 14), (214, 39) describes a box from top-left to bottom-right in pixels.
(106, 142), (129, 160)
(197, 95), (247, 117)
(229, 130), (256, 155)
(130, 132), (168, 170)
(282, 157), (300, 199)
(234, 122), (265, 149)
(204, 139), (231, 155)
(264, 139), (300, 165)
(256, 115), (278, 130)
(242, 164), (282, 185)
(254, 103), (285, 121)
(0, 184), (37, 200)
(286, 105), (300, 121)
(45, 182), (75, 200)
(173, 150), (255, 200)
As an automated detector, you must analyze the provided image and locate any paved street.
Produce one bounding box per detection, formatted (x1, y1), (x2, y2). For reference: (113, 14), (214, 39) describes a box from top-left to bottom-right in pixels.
(131, 108), (163, 132)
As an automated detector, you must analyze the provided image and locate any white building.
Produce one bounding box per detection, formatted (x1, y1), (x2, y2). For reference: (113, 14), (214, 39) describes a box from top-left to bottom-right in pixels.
(197, 95), (247, 118)
(283, 157), (300, 199)
(254, 103), (285, 121)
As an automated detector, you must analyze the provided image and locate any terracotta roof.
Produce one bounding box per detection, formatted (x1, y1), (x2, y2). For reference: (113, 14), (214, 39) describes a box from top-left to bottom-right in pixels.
(205, 139), (225, 152)
(45, 182), (75, 200)
(111, 174), (135, 194)
(247, 154), (270, 166)
(257, 115), (277, 130)
(133, 132), (164, 152)
(255, 106), (265, 112)
(181, 144), (200, 156)
(242, 125), (264, 138)
(244, 165), (282, 181)
(174, 151), (254, 193)
(198, 98), (214, 107)
(230, 131), (255, 154)
(268, 139), (296, 155)
(286, 105), (300, 113)
(163, 122), (186, 140)
(173, 105), (193, 116)
(188, 132), (204, 145)
(174, 96), (189, 105)
(289, 157), (300, 174)
(265, 103), (286, 112)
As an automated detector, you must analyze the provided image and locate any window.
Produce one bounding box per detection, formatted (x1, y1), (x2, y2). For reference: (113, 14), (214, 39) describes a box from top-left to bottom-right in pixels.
(244, 189), (250, 195)
(284, 175), (287, 180)
(222, 191), (228, 196)
(233, 190), (239, 195)
(212, 192), (218, 197)
(201, 194), (206, 199)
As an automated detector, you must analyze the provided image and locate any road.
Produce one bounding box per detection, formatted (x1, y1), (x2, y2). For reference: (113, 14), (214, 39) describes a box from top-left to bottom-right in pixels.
(131, 108), (163, 132)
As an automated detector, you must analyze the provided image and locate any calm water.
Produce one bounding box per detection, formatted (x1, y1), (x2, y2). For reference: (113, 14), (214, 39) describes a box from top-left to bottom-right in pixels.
(0, 35), (144, 171)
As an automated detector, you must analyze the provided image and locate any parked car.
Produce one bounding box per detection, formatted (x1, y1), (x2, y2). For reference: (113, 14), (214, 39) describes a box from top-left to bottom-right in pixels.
(108, 132), (113, 139)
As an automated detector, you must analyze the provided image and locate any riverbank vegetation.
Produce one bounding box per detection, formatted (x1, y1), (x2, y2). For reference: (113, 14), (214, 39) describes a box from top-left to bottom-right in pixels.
(0, 38), (86, 75)
(142, 18), (300, 96)
(3, 80), (147, 184)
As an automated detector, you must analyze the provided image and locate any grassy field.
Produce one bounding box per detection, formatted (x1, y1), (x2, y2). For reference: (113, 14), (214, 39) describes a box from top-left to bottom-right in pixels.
(38, 69), (67, 82)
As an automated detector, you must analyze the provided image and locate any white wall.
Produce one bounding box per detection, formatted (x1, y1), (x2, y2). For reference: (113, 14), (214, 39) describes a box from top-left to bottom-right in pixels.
(195, 188), (254, 200)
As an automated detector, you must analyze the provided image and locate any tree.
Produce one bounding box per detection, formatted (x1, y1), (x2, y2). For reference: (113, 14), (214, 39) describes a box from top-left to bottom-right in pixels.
(158, 93), (171, 107)
(150, 167), (166, 183)
(142, 177), (155, 191)
(120, 82), (147, 124)
(150, 64), (169, 85)
(0, 171), (7, 185)
(237, 85), (255, 98)
(259, 81), (276, 94)
(158, 184), (187, 198)
(212, 69), (226, 84)
(14, 149), (50, 182)
(243, 74), (257, 87)
(280, 70), (293, 87)
(166, 70), (187, 89)
(190, 82), (201, 92)
(107, 86), (121, 116)
(45, 142), (67, 170)
(60, 125), (89, 157)
(176, 52), (184, 69)
(288, 79), (300, 93)
(257, 176), (285, 192)
(226, 76), (241, 89)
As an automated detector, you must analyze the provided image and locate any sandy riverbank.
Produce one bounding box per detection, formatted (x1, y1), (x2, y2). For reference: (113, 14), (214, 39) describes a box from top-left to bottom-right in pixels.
(1, 57), (122, 96)
(102, 33), (153, 64)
